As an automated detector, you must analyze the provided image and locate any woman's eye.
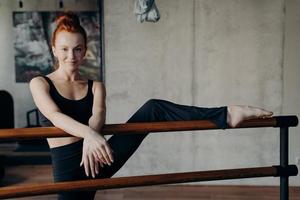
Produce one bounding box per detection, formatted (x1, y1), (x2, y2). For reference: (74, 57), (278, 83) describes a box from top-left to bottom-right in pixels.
(62, 48), (67, 51)
(75, 48), (82, 52)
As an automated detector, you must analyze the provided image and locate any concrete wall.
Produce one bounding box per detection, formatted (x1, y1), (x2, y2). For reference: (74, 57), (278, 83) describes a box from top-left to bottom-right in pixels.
(0, 0), (33, 130)
(0, 0), (299, 186)
(105, 0), (286, 186)
(284, 0), (300, 186)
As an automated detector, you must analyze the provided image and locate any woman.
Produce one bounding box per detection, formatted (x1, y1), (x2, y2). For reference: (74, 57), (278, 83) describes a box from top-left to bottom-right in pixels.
(29, 12), (273, 200)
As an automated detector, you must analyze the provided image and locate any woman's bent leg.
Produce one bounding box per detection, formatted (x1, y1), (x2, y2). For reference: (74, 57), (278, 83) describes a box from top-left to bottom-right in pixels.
(51, 140), (97, 200)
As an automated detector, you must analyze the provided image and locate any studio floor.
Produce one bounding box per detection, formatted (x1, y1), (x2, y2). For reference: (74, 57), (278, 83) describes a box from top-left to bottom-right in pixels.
(0, 165), (300, 200)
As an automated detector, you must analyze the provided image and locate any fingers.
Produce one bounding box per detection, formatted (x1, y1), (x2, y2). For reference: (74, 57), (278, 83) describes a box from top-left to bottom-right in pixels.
(94, 160), (99, 175)
(94, 151), (106, 164)
(105, 145), (114, 163)
(93, 152), (105, 171)
(89, 155), (95, 178)
(96, 142), (114, 166)
(80, 136), (115, 178)
(81, 154), (104, 178)
(99, 148), (111, 165)
(83, 156), (89, 177)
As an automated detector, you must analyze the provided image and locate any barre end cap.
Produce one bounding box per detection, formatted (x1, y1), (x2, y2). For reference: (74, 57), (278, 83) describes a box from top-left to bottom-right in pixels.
(274, 115), (298, 127)
(273, 165), (298, 177)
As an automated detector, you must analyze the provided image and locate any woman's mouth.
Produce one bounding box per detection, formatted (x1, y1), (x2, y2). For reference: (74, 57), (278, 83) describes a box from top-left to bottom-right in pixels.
(66, 61), (77, 64)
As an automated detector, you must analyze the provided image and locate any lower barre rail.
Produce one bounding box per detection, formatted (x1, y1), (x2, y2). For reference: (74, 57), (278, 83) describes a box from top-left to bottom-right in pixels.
(0, 165), (297, 199)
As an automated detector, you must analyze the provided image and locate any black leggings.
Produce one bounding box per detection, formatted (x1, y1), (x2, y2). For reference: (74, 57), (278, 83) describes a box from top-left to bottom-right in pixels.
(50, 99), (228, 200)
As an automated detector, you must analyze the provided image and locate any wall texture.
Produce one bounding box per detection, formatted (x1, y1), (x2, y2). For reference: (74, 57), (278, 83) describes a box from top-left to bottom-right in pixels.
(283, 0), (300, 186)
(105, 0), (286, 186)
(0, 0), (299, 186)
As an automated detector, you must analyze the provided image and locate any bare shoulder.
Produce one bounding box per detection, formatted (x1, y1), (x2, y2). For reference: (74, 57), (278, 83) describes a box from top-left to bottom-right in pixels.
(29, 76), (49, 91)
(92, 80), (104, 87)
(92, 81), (105, 94)
(30, 76), (47, 84)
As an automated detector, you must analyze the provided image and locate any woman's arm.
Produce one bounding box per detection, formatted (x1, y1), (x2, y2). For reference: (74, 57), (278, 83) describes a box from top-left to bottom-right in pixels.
(29, 77), (96, 138)
(88, 81), (106, 133)
(85, 81), (114, 169)
(30, 77), (112, 178)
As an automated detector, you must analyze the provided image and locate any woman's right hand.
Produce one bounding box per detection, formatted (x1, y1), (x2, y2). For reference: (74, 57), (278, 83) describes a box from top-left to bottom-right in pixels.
(80, 130), (114, 178)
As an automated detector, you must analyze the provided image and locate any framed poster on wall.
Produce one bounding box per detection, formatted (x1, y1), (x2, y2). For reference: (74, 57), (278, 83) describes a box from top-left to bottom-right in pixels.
(12, 10), (103, 82)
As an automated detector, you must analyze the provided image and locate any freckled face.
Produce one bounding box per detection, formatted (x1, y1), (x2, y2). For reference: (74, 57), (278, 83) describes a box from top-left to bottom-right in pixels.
(52, 31), (86, 69)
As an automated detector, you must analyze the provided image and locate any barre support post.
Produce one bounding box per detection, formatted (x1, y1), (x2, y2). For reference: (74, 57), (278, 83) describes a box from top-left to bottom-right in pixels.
(280, 126), (289, 200)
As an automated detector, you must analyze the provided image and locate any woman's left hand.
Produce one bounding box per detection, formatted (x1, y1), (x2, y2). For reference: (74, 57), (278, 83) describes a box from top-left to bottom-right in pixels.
(80, 130), (114, 178)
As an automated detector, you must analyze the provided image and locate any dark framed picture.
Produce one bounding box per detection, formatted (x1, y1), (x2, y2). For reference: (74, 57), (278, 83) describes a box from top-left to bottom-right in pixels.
(13, 11), (103, 82)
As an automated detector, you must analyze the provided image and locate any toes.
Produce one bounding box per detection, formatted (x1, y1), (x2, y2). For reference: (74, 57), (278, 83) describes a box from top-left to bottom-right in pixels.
(257, 109), (273, 118)
(227, 105), (273, 128)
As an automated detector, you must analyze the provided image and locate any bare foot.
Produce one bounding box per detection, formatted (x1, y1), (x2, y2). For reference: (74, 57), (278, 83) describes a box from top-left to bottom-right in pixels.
(227, 105), (273, 128)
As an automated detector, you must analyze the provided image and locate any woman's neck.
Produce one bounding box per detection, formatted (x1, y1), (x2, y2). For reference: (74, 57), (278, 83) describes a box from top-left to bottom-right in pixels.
(54, 68), (81, 82)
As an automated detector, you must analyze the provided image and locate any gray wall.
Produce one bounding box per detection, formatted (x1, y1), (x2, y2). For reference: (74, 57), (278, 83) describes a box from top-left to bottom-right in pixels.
(0, 0), (299, 186)
(284, 0), (300, 186)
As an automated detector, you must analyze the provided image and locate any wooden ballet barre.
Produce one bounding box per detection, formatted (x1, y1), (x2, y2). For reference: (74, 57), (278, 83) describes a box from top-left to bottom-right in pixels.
(0, 116), (298, 140)
(0, 115), (298, 200)
(0, 165), (297, 199)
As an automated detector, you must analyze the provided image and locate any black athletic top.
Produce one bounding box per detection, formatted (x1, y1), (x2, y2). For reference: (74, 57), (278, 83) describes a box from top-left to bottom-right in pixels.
(38, 76), (94, 127)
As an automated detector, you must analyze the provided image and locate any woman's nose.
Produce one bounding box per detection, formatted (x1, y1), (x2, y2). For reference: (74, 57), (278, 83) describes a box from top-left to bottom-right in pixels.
(68, 50), (75, 59)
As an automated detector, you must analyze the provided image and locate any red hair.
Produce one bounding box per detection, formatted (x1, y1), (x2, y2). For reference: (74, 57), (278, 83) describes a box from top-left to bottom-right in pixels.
(51, 11), (87, 48)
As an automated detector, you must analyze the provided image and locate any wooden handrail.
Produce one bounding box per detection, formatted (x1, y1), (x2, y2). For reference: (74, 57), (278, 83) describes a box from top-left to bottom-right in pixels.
(0, 165), (297, 199)
(0, 116), (298, 199)
(0, 116), (297, 140)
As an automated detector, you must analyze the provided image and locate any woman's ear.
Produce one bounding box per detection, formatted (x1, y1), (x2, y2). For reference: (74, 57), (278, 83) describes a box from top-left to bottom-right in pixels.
(52, 46), (57, 57)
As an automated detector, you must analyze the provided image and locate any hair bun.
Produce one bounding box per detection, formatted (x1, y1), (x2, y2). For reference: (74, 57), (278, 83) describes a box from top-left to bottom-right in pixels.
(51, 11), (87, 52)
(55, 11), (80, 27)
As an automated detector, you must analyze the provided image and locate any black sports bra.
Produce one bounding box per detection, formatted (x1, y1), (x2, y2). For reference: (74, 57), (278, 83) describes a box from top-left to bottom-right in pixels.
(38, 76), (94, 127)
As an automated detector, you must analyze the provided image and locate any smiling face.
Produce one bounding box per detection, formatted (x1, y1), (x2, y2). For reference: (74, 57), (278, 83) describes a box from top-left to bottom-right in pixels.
(52, 31), (86, 70)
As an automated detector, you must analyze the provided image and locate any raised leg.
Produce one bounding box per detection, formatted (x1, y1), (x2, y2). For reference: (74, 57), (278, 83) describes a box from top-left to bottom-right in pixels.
(99, 99), (227, 178)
